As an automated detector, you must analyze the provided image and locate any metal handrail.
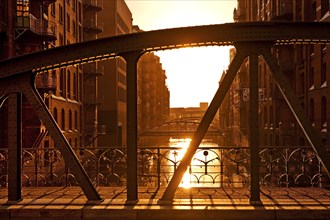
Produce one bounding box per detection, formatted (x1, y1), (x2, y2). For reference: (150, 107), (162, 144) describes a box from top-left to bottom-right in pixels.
(0, 146), (328, 188)
(16, 14), (57, 38)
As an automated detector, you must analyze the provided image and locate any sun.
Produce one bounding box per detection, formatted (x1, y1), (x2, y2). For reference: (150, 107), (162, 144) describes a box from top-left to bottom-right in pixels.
(157, 46), (231, 107)
(126, 0), (237, 107)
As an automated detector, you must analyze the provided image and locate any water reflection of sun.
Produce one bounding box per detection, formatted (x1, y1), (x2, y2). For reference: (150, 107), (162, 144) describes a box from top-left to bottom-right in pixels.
(169, 138), (219, 188)
(169, 138), (192, 188)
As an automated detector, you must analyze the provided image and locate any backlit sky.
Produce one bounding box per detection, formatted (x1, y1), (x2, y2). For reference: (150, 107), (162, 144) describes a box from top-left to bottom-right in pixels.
(125, 0), (237, 107)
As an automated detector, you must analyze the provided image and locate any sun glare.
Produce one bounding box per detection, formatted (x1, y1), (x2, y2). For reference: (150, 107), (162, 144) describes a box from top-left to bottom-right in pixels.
(169, 138), (192, 188)
(126, 0), (237, 107)
(157, 46), (231, 107)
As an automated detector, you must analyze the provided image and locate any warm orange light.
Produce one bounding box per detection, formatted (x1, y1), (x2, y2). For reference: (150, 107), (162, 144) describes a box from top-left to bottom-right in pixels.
(126, 1), (236, 108)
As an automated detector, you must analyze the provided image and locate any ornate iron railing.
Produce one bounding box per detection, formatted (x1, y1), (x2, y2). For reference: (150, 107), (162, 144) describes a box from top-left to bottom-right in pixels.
(0, 146), (328, 188)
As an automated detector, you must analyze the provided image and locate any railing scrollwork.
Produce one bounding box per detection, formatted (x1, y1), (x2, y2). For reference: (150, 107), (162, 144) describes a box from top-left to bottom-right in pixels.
(0, 146), (328, 189)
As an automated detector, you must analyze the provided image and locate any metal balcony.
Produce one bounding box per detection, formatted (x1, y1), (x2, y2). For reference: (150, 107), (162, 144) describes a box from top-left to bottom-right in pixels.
(35, 72), (57, 90)
(15, 14), (57, 41)
(82, 0), (103, 12)
(83, 66), (104, 78)
(41, 0), (57, 5)
(83, 95), (103, 106)
(85, 125), (106, 135)
(233, 8), (246, 22)
(83, 19), (102, 34)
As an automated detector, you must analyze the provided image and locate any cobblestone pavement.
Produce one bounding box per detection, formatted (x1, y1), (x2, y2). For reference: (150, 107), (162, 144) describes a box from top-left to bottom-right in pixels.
(1, 186), (330, 205)
(1, 187), (330, 219)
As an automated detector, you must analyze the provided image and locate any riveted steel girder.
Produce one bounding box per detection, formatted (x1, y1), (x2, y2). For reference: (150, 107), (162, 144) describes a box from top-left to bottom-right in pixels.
(1, 77), (23, 202)
(1, 22), (330, 79)
(7, 93), (22, 202)
(249, 54), (261, 203)
(120, 51), (143, 204)
(17, 72), (101, 201)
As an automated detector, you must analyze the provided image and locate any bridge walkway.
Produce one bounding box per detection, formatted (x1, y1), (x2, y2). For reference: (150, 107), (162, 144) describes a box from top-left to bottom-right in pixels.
(0, 187), (330, 220)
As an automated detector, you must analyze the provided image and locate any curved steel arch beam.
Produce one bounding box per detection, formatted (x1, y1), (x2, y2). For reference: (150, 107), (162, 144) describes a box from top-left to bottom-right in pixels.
(1, 22), (330, 79)
(0, 95), (8, 108)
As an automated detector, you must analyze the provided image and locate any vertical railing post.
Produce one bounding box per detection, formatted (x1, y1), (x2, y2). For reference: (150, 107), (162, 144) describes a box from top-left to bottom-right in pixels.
(220, 149), (223, 188)
(65, 163), (69, 187)
(285, 148), (289, 187)
(121, 51), (142, 204)
(35, 156), (38, 186)
(249, 54), (261, 203)
(8, 93), (22, 202)
(157, 148), (161, 188)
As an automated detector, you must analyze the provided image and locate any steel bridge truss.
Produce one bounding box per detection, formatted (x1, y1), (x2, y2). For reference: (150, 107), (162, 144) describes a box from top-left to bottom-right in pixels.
(0, 22), (330, 204)
(139, 117), (223, 138)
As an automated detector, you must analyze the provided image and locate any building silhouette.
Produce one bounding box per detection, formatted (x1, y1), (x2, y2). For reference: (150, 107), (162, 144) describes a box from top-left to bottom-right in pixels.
(87, 1), (170, 147)
(82, 0), (103, 147)
(0, 0), (60, 149)
(97, 0), (132, 147)
(219, 52), (249, 147)
(221, 0), (330, 147)
(0, 0), (170, 149)
(45, 0), (85, 149)
(138, 52), (170, 132)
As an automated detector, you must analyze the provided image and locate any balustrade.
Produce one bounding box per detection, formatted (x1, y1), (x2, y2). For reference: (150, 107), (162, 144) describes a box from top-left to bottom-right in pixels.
(0, 146), (328, 188)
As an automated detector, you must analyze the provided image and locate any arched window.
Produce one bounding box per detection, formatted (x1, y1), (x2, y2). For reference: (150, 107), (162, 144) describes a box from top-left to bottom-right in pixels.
(301, 102), (305, 110)
(67, 70), (71, 98)
(61, 109), (65, 131)
(60, 69), (66, 97)
(299, 72), (305, 94)
(69, 110), (72, 130)
(269, 105), (274, 126)
(309, 67), (314, 89)
(312, 1), (317, 21)
(74, 72), (78, 100)
(275, 136), (279, 146)
(264, 106), (268, 127)
(309, 98), (314, 124)
(75, 111), (78, 129)
(321, 62), (327, 86)
(298, 137), (305, 146)
(321, 0), (329, 18)
(322, 138), (327, 146)
(321, 96), (327, 128)
(53, 108), (58, 123)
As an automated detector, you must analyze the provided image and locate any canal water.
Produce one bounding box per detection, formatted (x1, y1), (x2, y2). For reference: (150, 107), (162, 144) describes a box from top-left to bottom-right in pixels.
(165, 138), (220, 188)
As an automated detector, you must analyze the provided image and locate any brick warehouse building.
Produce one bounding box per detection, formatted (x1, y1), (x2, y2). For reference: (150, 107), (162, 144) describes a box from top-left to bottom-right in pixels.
(0, 0), (102, 150)
(219, 0), (330, 147)
(0, 0), (61, 150)
(97, 0), (132, 147)
(97, 2), (170, 147)
(0, 0), (169, 150)
(138, 52), (170, 133)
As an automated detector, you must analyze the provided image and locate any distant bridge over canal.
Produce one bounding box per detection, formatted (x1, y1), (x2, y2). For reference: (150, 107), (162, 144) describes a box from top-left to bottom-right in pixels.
(139, 117), (223, 137)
